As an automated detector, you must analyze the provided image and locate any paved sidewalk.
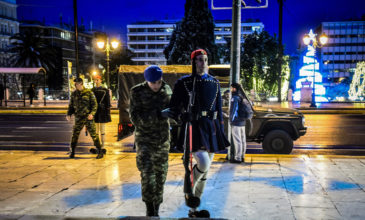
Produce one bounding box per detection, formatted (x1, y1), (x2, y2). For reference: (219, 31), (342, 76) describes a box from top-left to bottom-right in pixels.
(1, 149), (365, 220)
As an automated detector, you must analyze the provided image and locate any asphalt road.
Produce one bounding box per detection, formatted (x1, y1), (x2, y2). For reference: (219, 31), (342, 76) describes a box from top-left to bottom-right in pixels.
(0, 114), (119, 152)
(0, 114), (364, 155)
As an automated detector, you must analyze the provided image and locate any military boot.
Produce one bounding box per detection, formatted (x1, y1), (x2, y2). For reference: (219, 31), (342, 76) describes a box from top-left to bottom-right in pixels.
(96, 148), (104, 159)
(154, 203), (160, 217)
(69, 147), (75, 158)
(145, 202), (155, 217)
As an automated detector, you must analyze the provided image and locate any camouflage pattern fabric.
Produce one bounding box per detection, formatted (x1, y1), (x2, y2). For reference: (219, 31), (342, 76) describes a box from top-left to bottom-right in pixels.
(67, 89), (98, 118)
(129, 81), (171, 142)
(136, 141), (169, 204)
(70, 117), (101, 149)
(129, 81), (171, 204)
(67, 89), (101, 150)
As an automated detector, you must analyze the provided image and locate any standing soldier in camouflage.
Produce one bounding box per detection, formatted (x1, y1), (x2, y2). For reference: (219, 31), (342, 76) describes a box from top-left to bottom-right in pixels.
(129, 65), (171, 217)
(66, 78), (104, 159)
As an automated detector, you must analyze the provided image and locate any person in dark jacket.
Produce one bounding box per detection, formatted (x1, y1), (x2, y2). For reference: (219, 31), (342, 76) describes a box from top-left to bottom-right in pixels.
(129, 65), (171, 217)
(167, 49), (230, 218)
(91, 75), (111, 151)
(229, 83), (253, 163)
(27, 83), (36, 106)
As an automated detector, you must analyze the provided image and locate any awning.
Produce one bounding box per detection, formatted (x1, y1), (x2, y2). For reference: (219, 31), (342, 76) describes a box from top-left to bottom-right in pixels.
(0, 67), (46, 74)
(0, 67), (47, 107)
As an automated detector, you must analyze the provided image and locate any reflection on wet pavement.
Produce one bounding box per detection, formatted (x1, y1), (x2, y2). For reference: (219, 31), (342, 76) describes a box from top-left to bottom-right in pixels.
(0, 151), (365, 219)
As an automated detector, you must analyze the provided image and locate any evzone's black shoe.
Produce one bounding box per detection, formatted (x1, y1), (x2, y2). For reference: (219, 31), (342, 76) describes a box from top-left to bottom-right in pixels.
(188, 209), (210, 218)
(185, 193), (200, 208)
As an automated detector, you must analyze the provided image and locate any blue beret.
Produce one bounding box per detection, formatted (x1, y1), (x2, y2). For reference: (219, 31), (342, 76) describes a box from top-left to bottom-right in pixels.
(144, 65), (163, 82)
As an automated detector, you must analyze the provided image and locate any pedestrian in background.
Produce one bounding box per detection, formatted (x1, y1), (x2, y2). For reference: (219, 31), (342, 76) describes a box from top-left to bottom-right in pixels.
(166, 49), (230, 218)
(27, 83), (36, 106)
(222, 89), (230, 119)
(90, 75), (111, 154)
(222, 89), (230, 107)
(129, 65), (171, 217)
(0, 84), (4, 107)
(66, 78), (103, 159)
(229, 83), (253, 163)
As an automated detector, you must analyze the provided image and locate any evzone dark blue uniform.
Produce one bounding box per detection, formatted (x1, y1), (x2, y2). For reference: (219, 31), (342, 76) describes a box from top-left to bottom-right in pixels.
(168, 49), (230, 218)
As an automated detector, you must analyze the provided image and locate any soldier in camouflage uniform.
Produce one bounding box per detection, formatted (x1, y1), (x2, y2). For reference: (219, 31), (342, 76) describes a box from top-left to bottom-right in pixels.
(129, 65), (171, 217)
(66, 78), (103, 159)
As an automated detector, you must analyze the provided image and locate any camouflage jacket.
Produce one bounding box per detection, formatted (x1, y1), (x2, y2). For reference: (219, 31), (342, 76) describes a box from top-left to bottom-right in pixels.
(129, 81), (171, 143)
(67, 89), (98, 118)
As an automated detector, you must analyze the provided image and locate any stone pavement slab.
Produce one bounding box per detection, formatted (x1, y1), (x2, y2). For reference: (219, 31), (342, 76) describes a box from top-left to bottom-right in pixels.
(0, 151), (365, 220)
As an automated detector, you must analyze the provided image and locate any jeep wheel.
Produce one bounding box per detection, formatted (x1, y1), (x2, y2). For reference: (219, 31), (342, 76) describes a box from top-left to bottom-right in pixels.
(263, 130), (293, 154)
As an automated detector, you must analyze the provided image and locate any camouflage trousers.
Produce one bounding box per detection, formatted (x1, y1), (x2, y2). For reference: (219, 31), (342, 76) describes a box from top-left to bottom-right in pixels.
(136, 140), (170, 205)
(70, 117), (101, 150)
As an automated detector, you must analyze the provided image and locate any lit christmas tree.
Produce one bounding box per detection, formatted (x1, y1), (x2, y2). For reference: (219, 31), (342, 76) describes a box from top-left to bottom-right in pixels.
(293, 32), (328, 102)
(348, 61), (365, 101)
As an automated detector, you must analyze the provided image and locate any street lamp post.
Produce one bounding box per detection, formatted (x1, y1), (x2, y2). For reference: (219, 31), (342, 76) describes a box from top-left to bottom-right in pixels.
(97, 37), (119, 88)
(303, 29), (328, 108)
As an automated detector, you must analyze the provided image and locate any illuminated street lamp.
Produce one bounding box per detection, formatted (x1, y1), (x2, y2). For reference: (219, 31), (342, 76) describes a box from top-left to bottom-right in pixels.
(302, 29), (328, 107)
(96, 37), (119, 88)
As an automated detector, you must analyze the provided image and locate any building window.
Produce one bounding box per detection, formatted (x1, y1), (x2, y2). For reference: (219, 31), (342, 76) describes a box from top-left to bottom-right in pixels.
(252, 26), (261, 32)
(60, 31), (71, 40)
(137, 45), (146, 49)
(148, 44), (156, 49)
(148, 36), (156, 41)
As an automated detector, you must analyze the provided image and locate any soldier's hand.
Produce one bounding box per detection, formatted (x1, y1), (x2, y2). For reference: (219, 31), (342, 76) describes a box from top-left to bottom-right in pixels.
(66, 115), (71, 121)
(87, 114), (94, 120)
(161, 108), (176, 119)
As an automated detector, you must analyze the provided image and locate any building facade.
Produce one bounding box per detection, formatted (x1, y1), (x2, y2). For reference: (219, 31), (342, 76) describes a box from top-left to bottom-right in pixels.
(20, 23), (95, 96)
(127, 20), (264, 65)
(0, 0), (19, 66)
(320, 21), (365, 87)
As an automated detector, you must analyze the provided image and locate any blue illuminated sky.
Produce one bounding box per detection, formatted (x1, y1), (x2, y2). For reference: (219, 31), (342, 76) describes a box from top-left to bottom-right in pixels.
(17, 0), (364, 55)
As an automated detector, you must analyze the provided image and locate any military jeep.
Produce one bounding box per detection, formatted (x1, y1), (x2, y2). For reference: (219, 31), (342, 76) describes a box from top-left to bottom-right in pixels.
(242, 98), (307, 154)
(117, 65), (307, 154)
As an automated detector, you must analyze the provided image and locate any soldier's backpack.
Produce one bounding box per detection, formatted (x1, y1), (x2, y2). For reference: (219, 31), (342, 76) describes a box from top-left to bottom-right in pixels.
(237, 97), (251, 120)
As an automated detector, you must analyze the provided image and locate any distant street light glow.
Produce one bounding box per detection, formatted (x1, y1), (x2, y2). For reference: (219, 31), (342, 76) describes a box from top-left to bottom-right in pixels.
(97, 41), (105, 49)
(96, 37), (120, 88)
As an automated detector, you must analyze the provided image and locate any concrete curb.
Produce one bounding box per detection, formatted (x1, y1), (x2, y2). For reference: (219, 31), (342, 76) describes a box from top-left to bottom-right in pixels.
(0, 109), (119, 114)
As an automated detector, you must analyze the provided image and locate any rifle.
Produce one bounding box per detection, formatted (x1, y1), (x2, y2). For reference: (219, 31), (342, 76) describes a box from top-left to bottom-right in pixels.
(183, 76), (200, 208)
